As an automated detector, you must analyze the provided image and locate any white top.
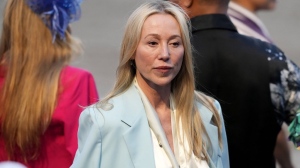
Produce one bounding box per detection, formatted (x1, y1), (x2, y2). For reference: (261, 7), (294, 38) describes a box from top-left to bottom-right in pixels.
(0, 161), (26, 168)
(134, 79), (209, 168)
(228, 1), (273, 43)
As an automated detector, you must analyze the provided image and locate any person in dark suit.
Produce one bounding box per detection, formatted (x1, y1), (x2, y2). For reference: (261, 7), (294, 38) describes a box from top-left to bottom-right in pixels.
(167, 0), (300, 167)
(228, 0), (295, 167)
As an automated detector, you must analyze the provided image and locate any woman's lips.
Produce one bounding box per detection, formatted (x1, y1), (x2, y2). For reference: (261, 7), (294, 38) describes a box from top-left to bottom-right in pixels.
(154, 66), (173, 73)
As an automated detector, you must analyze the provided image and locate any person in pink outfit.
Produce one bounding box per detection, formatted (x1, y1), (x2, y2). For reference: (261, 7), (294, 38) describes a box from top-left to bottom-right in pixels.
(0, 0), (99, 167)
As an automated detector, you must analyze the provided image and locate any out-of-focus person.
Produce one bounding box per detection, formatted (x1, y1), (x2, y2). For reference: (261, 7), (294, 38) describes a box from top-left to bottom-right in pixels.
(0, 0), (99, 167)
(167, 0), (300, 167)
(228, 0), (296, 167)
(228, 0), (275, 43)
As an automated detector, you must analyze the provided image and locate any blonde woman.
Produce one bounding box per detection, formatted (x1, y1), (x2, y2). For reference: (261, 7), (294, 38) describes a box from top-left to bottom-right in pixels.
(71, 1), (229, 168)
(0, 0), (99, 167)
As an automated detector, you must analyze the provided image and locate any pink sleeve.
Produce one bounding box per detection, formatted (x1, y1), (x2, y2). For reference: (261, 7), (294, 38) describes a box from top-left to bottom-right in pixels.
(57, 67), (99, 159)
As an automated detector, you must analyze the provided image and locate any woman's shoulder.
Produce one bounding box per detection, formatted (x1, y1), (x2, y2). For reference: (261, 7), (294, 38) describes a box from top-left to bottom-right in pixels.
(79, 97), (135, 138)
(80, 95), (127, 123)
(58, 66), (98, 102)
(194, 91), (221, 114)
(194, 90), (220, 105)
(59, 65), (96, 88)
(61, 66), (93, 77)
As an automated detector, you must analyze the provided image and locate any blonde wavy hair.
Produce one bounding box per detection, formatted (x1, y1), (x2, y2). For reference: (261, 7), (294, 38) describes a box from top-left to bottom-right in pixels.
(100, 1), (222, 162)
(0, 0), (81, 161)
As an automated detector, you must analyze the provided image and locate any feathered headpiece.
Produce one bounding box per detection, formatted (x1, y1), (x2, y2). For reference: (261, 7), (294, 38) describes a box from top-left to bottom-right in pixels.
(26, 0), (83, 42)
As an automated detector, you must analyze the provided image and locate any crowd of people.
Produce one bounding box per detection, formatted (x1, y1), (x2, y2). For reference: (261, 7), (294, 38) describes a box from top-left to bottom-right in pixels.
(0, 0), (299, 168)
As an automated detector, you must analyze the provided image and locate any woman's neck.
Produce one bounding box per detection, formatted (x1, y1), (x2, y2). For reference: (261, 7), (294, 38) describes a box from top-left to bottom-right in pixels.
(136, 75), (172, 111)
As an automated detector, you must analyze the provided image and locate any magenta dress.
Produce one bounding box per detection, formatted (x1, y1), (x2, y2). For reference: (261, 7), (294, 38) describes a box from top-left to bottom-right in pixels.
(0, 66), (99, 168)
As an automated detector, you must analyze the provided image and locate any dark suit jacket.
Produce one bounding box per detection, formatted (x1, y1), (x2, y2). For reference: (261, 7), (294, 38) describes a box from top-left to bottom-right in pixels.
(191, 14), (288, 168)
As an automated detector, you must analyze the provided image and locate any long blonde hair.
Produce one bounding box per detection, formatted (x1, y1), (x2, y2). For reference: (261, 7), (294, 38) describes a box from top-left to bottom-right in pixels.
(0, 0), (81, 160)
(100, 1), (222, 161)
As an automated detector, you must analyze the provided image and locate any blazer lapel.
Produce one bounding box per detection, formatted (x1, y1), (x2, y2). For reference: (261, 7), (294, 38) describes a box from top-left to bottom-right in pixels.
(119, 84), (220, 167)
(197, 102), (220, 167)
(120, 84), (156, 168)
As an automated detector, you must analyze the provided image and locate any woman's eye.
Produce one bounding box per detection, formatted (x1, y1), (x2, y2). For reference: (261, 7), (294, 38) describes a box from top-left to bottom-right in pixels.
(148, 41), (158, 46)
(171, 42), (180, 47)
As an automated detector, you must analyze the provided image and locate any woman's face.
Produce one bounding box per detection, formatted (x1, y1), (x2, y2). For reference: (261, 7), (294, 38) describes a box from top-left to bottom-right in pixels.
(134, 13), (184, 90)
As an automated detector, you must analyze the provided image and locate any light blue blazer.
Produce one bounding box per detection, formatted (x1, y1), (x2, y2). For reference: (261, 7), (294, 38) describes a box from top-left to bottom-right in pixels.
(71, 84), (229, 168)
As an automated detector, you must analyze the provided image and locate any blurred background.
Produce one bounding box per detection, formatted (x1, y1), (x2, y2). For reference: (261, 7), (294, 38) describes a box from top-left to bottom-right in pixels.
(0, 0), (299, 167)
(0, 0), (299, 97)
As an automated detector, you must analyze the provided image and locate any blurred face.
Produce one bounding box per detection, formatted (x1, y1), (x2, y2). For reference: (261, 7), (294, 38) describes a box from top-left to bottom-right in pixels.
(133, 13), (184, 90)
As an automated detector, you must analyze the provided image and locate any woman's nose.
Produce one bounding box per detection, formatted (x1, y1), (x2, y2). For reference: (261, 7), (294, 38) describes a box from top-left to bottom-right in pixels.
(159, 44), (170, 60)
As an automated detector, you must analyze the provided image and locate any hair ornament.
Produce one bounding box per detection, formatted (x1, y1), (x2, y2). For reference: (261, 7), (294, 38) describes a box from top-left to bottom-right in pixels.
(26, 0), (83, 42)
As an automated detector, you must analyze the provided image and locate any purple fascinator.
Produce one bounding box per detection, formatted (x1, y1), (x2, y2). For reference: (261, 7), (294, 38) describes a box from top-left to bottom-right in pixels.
(26, 0), (83, 42)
